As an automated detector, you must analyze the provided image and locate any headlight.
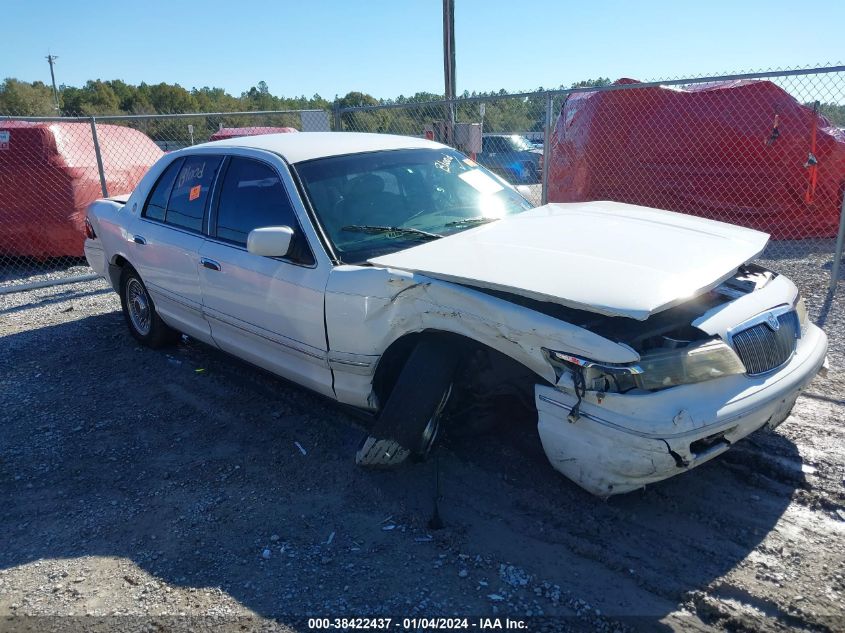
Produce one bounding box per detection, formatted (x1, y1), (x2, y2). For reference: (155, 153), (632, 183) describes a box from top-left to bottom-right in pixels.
(544, 338), (745, 393)
(634, 339), (745, 390)
(543, 349), (642, 393)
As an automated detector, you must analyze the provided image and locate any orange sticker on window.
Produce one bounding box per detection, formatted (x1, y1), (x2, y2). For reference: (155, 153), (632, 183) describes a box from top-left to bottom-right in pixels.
(189, 185), (201, 201)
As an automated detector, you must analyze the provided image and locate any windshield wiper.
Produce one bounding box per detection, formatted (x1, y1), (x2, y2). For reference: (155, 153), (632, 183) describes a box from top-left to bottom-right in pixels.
(341, 225), (442, 240)
(444, 217), (499, 228)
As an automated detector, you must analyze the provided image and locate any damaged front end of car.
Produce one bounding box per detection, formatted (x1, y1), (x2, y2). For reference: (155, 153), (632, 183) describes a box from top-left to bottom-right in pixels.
(532, 265), (827, 497)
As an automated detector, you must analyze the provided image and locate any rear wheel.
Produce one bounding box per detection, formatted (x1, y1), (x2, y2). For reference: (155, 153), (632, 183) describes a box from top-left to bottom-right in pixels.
(119, 267), (178, 348)
(356, 340), (459, 467)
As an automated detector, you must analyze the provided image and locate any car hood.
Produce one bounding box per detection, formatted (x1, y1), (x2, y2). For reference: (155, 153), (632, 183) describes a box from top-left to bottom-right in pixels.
(368, 201), (769, 321)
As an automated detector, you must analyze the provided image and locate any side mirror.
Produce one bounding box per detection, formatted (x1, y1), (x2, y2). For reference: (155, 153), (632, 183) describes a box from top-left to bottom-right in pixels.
(247, 226), (294, 257)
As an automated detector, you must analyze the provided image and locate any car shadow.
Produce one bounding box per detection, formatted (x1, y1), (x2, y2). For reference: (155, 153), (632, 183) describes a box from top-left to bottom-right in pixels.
(0, 312), (805, 629)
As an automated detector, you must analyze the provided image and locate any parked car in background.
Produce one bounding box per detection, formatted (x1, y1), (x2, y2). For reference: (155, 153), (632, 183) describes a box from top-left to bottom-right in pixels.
(0, 121), (162, 258)
(477, 134), (542, 184)
(84, 132), (827, 497)
(209, 126), (298, 142)
(548, 78), (845, 239)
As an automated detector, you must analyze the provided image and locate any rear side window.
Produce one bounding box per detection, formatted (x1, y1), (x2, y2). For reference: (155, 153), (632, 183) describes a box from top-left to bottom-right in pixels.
(165, 156), (223, 232)
(143, 158), (183, 222)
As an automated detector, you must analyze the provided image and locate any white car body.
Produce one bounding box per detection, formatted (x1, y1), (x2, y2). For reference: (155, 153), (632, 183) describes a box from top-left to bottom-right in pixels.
(84, 132), (828, 497)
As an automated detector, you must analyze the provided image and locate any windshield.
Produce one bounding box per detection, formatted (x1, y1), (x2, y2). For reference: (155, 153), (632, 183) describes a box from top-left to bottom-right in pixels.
(294, 148), (534, 263)
(505, 135), (533, 151)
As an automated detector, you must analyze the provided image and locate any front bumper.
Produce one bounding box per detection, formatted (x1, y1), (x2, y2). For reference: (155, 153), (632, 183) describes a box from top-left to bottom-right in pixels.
(535, 323), (828, 497)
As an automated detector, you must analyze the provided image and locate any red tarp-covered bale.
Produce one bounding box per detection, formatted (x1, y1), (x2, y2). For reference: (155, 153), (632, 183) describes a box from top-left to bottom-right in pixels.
(0, 121), (163, 258)
(209, 126), (298, 142)
(548, 79), (845, 239)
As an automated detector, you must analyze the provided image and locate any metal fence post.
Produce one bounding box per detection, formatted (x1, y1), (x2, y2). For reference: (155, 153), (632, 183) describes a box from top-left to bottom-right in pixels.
(89, 117), (109, 198)
(333, 104), (343, 131)
(541, 93), (554, 206)
(830, 191), (845, 293)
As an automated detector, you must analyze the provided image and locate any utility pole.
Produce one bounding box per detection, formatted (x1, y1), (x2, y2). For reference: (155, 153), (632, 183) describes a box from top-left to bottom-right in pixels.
(442, 0), (456, 145)
(46, 54), (60, 111)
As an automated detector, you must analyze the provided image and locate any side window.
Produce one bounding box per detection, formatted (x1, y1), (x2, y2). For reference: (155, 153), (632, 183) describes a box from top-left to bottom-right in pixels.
(165, 156), (223, 232)
(215, 157), (299, 245)
(143, 158), (183, 221)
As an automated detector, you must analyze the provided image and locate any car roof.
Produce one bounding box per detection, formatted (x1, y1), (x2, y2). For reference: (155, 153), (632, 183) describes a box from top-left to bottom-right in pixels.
(195, 131), (448, 164)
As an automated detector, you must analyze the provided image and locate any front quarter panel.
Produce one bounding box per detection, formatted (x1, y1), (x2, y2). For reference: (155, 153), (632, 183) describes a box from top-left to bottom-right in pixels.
(325, 264), (638, 408)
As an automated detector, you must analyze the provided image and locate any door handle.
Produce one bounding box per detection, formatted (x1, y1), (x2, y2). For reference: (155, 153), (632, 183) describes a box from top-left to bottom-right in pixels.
(133, 235), (147, 245)
(200, 258), (221, 272)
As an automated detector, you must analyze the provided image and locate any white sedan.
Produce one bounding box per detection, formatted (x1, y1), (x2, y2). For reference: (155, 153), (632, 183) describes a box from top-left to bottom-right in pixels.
(84, 132), (828, 496)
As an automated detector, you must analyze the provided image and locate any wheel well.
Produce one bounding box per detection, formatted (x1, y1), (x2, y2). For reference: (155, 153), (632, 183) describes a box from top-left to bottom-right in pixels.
(107, 255), (137, 291)
(112, 255), (128, 268)
(371, 332), (426, 406)
(371, 331), (540, 419)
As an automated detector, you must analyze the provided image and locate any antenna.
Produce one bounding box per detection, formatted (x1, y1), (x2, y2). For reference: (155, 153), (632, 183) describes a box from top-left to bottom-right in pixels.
(46, 54), (60, 110)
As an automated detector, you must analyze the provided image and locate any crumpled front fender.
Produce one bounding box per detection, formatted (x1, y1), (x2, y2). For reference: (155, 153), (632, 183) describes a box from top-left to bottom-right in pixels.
(324, 265), (638, 408)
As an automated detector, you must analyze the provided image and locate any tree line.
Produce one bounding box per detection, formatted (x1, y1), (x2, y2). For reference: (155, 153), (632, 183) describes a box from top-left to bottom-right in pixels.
(1, 77), (841, 144)
(0, 78), (333, 117)
(0, 77), (613, 142)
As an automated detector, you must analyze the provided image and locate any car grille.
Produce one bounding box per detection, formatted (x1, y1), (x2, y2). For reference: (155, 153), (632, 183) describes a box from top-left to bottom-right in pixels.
(732, 310), (800, 376)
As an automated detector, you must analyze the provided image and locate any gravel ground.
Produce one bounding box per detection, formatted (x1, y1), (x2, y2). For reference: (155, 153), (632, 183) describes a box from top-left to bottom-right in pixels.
(1, 246), (844, 632)
(0, 258), (93, 290)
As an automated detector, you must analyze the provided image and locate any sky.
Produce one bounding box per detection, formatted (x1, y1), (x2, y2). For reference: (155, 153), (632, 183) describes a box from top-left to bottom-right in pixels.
(3, 0), (843, 99)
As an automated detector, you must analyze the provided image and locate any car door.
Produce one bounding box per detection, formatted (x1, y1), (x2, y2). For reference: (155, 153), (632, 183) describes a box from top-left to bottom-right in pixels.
(480, 136), (494, 163)
(480, 136), (504, 171)
(130, 154), (223, 343)
(197, 153), (334, 398)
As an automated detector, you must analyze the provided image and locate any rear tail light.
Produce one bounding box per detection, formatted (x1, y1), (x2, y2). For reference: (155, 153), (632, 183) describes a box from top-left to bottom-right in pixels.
(84, 218), (97, 239)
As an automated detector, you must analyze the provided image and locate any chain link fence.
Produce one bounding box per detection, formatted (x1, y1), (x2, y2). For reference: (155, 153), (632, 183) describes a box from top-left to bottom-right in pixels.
(337, 65), (845, 306)
(336, 94), (548, 206)
(0, 109), (332, 292)
(2, 65), (844, 302)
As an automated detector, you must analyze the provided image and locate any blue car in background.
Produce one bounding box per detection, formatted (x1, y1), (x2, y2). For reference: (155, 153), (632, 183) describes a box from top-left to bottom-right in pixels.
(477, 134), (543, 184)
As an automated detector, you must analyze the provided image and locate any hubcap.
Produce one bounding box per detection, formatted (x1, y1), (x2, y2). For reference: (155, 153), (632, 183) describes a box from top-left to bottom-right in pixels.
(126, 278), (152, 336)
(419, 383), (453, 456)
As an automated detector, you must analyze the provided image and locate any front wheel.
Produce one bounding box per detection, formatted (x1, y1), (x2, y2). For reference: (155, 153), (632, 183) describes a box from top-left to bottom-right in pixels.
(356, 340), (459, 468)
(119, 267), (178, 348)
